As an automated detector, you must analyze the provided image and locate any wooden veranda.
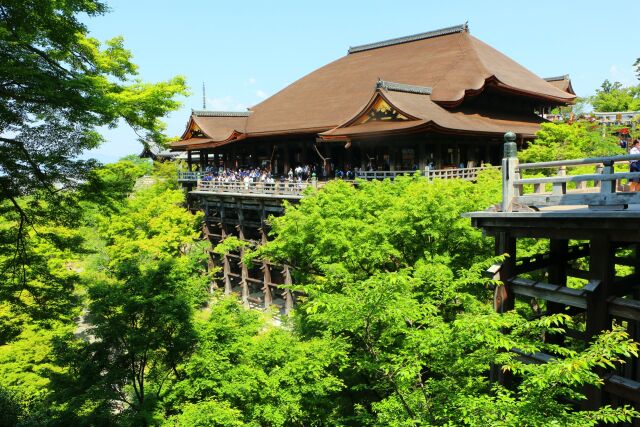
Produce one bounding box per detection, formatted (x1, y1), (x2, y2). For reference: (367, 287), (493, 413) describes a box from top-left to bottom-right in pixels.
(467, 132), (640, 419)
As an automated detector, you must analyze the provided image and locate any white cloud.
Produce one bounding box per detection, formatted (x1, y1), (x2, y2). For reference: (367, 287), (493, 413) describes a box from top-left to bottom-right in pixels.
(205, 96), (247, 111)
(609, 64), (636, 86)
(256, 89), (267, 99)
(248, 77), (257, 85)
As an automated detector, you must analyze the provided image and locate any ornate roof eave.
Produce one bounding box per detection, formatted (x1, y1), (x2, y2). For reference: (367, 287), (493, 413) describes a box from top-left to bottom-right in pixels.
(433, 76), (576, 108)
(170, 131), (247, 152)
(319, 120), (538, 142)
(335, 86), (424, 130)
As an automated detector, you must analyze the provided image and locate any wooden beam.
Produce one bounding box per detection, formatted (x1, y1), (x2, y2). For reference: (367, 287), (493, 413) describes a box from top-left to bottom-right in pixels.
(608, 296), (640, 322)
(509, 277), (589, 309)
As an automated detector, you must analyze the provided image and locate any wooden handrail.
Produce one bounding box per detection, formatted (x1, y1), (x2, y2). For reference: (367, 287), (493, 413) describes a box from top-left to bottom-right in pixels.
(499, 131), (640, 211)
(519, 154), (640, 169)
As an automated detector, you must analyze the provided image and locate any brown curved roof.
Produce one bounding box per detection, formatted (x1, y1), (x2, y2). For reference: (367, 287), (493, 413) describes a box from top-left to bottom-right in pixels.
(171, 25), (573, 151)
(245, 27), (573, 135)
(544, 75), (576, 95)
(320, 87), (544, 140)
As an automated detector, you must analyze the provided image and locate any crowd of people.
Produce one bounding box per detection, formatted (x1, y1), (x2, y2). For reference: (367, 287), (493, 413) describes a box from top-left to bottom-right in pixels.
(197, 163), (361, 184)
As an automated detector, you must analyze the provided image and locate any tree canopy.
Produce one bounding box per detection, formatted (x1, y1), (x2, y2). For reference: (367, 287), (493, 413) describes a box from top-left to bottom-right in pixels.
(0, 0), (188, 290)
(590, 80), (640, 112)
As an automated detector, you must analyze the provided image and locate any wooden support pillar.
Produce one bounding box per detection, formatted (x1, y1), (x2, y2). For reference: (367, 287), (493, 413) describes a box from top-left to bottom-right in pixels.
(223, 255), (232, 295)
(187, 150), (193, 171)
(240, 249), (249, 306)
(546, 239), (569, 345)
(494, 231), (517, 313)
(219, 201), (227, 238)
(493, 231), (517, 387)
(236, 200), (245, 240)
(207, 252), (218, 293)
(262, 261), (272, 309)
(199, 150), (206, 171)
(283, 265), (294, 315)
(584, 236), (615, 409)
(259, 201), (268, 245)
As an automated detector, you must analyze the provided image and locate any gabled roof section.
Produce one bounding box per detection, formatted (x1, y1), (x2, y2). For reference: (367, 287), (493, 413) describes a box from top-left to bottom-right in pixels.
(348, 23), (468, 54)
(171, 110), (250, 151)
(320, 85), (545, 140)
(544, 75), (576, 95)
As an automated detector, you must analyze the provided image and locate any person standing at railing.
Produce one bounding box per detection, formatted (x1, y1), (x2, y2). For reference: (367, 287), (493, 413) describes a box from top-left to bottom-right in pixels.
(630, 139), (640, 191)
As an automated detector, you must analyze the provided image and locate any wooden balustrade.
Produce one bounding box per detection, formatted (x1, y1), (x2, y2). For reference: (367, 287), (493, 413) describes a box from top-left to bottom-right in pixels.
(177, 171), (204, 181)
(194, 180), (315, 197)
(500, 131), (640, 211)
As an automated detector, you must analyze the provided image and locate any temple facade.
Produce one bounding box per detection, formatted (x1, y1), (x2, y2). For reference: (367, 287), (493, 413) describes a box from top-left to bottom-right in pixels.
(171, 23), (575, 176)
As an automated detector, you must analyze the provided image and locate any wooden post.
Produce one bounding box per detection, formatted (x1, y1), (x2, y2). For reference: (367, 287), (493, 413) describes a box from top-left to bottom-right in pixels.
(187, 150), (193, 172)
(584, 236), (615, 409)
(493, 231), (517, 386)
(600, 160), (615, 195)
(546, 239), (568, 345)
(494, 231), (517, 313)
(262, 261), (272, 309)
(240, 249), (249, 306)
(283, 265), (294, 315)
(501, 131), (518, 212)
(199, 150), (206, 171)
(553, 166), (567, 195)
(223, 255), (232, 295)
(594, 164), (603, 188)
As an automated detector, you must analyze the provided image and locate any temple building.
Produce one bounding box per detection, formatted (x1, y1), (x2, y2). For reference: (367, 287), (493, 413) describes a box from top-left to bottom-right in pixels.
(171, 23), (575, 176)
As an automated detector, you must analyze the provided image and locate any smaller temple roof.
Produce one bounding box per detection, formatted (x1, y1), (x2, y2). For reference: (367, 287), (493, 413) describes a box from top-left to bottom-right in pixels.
(171, 110), (249, 150)
(543, 75), (575, 95)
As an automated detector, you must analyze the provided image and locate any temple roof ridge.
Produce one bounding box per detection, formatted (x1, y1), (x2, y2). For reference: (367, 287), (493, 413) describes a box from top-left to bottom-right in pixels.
(348, 23), (468, 54)
(543, 74), (570, 82)
(192, 110), (251, 117)
(376, 79), (432, 95)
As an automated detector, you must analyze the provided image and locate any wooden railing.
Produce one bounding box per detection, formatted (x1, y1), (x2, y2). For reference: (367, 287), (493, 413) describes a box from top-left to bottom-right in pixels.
(425, 166), (493, 181)
(355, 166), (494, 181)
(182, 166), (495, 197)
(195, 180), (315, 197)
(177, 171), (204, 181)
(501, 131), (640, 211)
(355, 170), (418, 179)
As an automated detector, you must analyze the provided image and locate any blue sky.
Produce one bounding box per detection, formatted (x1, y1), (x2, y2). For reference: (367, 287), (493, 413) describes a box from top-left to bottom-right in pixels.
(83, 0), (640, 163)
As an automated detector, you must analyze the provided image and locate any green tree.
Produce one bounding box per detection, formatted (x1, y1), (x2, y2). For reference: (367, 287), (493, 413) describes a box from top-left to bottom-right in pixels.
(0, 0), (188, 295)
(165, 297), (346, 426)
(519, 122), (622, 166)
(47, 172), (208, 425)
(591, 79), (640, 112)
(246, 175), (638, 425)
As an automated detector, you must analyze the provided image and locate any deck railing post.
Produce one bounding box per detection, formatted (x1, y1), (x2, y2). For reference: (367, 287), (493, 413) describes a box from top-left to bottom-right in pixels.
(594, 164), (603, 188)
(502, 131), (519, 212)
(553, 166), (567, 195)
(600, 160), (615, 195)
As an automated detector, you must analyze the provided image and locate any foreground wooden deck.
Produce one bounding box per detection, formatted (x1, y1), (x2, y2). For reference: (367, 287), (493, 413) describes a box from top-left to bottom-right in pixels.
(467, 132), (640, 419)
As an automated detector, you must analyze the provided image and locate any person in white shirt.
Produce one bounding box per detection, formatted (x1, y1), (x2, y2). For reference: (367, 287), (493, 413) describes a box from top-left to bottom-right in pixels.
(629, 139), (640, 192)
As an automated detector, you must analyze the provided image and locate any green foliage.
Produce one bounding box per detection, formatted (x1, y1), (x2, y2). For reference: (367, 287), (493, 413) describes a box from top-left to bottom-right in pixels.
(54, 174), (207, 420)
(213, 235), (251, 256)
(0, 0), (188, 297)
(0, 216), (82, 342)
(591, 79), (640, 112)
(171, 400), (245, 426)
(520, 122), (622, 166)
(166, 297), (346, 426)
